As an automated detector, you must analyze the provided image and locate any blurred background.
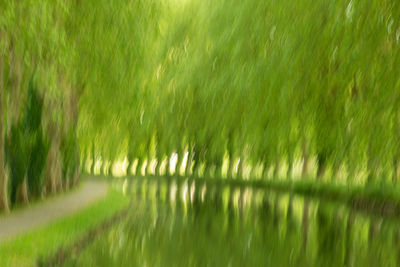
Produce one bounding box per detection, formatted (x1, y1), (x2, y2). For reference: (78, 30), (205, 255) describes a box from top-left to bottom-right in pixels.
(1, 0), (400, 266)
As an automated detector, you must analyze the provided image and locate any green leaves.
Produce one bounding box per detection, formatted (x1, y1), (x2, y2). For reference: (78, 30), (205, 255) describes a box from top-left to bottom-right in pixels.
(3, 0), (400, 183)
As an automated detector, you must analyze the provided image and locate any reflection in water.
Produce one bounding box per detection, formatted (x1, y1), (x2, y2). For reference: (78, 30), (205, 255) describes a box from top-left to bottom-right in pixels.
(65, 178), (400, 267)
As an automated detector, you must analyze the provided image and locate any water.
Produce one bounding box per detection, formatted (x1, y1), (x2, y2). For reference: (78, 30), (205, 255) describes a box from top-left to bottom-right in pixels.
(64, 178), (400, 266)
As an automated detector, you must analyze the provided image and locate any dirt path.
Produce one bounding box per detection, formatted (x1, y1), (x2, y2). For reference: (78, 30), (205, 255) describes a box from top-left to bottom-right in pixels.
(0, 179), (108, 243)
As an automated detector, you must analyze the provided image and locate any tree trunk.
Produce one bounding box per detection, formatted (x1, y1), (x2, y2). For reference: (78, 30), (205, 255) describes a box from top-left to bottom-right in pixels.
(192, 158), (201, 178)
(72, 166), (80, 187)
(146, 157), (152, 176)
(0, 165), (9, 212)
(191, 151), (201, 178)
(302, 141), (309, 178)
(332, 162), (340, 181)
(317, 163), (325, 180)
(84, 155), (90, 174)
(227, 156), (234, 179)
(179, 153), (186, 177)
(136, 158), (143, 176)
(55, 147), (63, 192)
(286, 160), (293, 180)
(203, 164), (211, 179)
(74, 151), (80, 185)
(396, 161), (400, 184)
(110, 161), (117, 176)
(273, 158), (280, 179)
(366, 148), (377, 184)
(80, 152), (86, 174)
(316, 152), (327, 180)
(91, 142), (95, 175)
(185, 152), (192, 177)
(45, 140), (58, 195)
(237, 158), (244, 179)
(0, 57), (9, 212)
(99, 159), (105, 176)
(261, 163), (268, 179)
(16, 176), (29, 204)
(392, 158), (400, 184)
(126, 160), (133, 176)
(287, 150), (293, 180)
(64, 173), (70, 191)
(175, 153), (181, 176)
(215, 163), (222, 179)
(165, 156), (171, 176)
(156, 158), (163, 176)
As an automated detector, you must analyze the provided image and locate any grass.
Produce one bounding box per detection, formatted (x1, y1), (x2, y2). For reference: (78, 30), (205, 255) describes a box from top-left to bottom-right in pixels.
(0, 187), (130, 267)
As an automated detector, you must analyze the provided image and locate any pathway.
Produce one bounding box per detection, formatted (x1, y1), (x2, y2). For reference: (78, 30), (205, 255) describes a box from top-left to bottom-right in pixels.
(0, 179), (108, 243)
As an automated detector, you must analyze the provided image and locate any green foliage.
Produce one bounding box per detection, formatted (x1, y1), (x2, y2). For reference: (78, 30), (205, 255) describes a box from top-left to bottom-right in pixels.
(26, 130), (49, 198)
(25, 78), (50, 197)
(5, 78), (49, 202)
(63, 0), (400, 184)
(61, 128), (78, 182)
(25, 78), (43, 133)
(5, 123), (28, 204)
(3, 0), (400, 190)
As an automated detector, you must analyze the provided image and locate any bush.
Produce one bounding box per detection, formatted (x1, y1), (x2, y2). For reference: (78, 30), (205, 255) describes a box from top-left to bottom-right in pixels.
(5, 123), (29, 204)
(25, 77), (49, 198)
(61, 128), (78, 184)
(27, 129), (49, 198)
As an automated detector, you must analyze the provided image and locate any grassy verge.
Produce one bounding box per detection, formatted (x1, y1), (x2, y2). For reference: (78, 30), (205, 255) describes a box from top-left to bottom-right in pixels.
(0, 188), (130, 267)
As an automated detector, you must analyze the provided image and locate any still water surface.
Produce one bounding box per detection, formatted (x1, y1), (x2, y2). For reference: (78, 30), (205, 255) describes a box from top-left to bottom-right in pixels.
(65, 178), (400, 267)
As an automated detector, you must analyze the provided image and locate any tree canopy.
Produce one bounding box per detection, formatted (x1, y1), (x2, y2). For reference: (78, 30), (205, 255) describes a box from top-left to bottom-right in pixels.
(1, 0), (400, 211)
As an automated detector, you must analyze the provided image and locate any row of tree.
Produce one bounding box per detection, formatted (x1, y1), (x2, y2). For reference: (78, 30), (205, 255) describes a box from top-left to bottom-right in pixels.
(81, 0), (400, 186)
(2, 0), (400, 212)
(0, 0), (164, 212)
(0, 0), (94, 211)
